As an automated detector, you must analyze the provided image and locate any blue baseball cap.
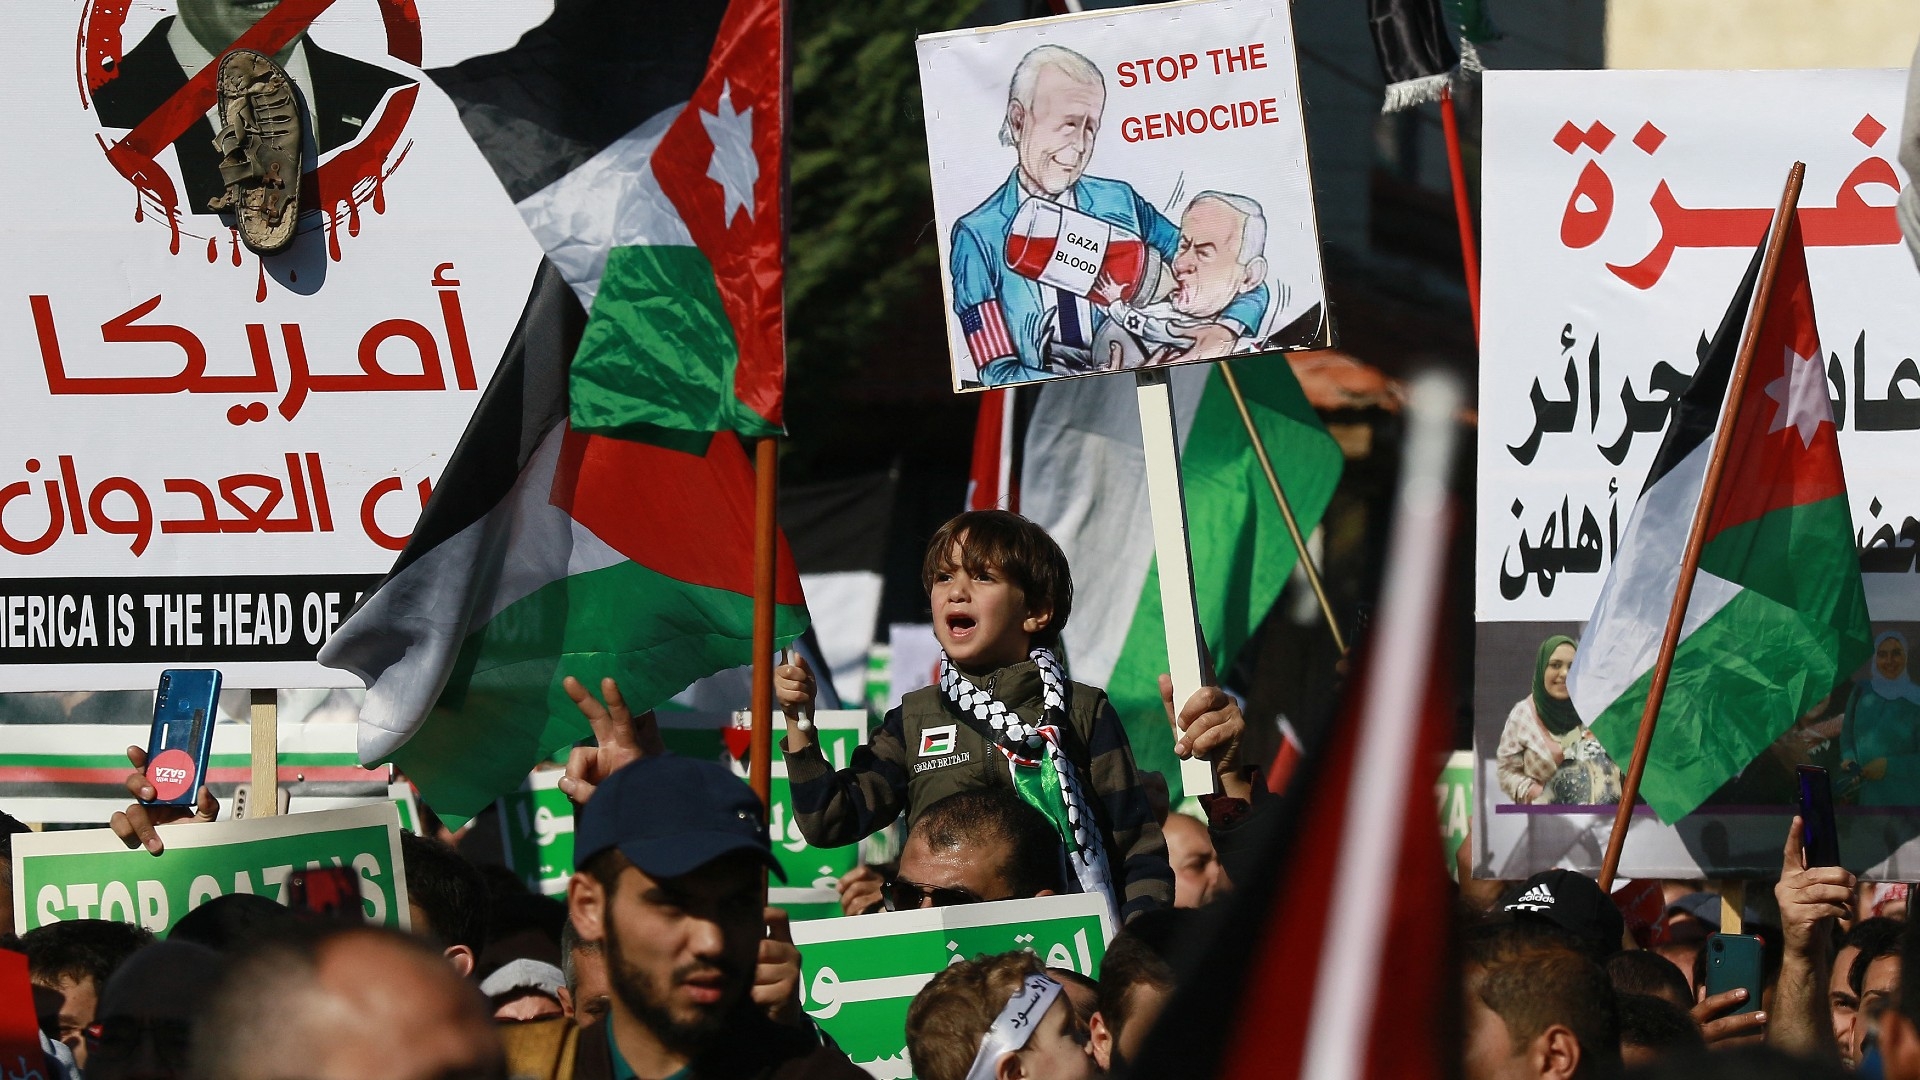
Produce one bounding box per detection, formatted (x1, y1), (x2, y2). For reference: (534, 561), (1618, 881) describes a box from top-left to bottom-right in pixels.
(573, 754), (786, 882)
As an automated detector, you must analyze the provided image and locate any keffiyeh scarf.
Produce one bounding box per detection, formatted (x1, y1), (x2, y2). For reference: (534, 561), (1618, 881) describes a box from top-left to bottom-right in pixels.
(937, 647), (1116, 915)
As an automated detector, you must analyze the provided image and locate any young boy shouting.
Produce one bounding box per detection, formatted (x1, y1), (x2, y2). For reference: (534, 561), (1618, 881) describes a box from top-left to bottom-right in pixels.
(778, 510), (1179, 921)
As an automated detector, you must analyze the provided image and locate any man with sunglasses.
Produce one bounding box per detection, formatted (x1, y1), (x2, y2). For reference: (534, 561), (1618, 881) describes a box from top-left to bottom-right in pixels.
(858, 788), (1066, 914)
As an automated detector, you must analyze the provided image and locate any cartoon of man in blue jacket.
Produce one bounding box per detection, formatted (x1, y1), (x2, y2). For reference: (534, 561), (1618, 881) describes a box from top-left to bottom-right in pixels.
(949, 44), (1269, 386)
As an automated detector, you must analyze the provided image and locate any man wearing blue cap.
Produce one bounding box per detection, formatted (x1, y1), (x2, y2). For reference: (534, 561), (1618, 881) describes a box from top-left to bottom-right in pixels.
(567, 753), (867, 1080)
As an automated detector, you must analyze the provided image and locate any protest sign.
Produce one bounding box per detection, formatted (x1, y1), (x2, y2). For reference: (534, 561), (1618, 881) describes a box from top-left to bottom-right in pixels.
(498, 769), (573, 897)
(391, 779), (422, 835)
(791, 893), (1113, 1078)
(1474, 68), (1920, 878)
(0, 721), (387, 824)
(0, 3), (555, 690)
(916, 0), (1327, 394)
(12, 803), (408, 934)
(1438, 750), (1472, 882)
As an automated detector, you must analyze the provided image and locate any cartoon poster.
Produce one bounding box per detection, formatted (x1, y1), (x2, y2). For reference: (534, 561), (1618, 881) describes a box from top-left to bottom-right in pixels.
(1474, 69), (1920, 879)
(0, 2), (552, 690)
(915, 0), (1329, 393)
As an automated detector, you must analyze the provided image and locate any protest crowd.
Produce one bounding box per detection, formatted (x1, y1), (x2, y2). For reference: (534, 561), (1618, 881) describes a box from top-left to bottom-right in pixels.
(11, 503), (1920, 1080)
(7, 0), (1920, 1076)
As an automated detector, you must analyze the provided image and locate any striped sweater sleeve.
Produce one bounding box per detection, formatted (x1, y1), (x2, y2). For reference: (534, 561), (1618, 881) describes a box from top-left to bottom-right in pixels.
(1084, 691), (1173, 921)
(784, 707), (910, 849)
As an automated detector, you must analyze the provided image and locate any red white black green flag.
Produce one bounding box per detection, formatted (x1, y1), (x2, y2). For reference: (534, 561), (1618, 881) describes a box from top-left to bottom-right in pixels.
(319, 0), (804, 822)
(1569, 218), (1872, 824)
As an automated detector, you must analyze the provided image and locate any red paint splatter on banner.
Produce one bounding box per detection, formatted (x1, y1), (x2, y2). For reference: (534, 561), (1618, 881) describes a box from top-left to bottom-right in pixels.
(78, 0), (132, 100)
(99, 134), (180, 254)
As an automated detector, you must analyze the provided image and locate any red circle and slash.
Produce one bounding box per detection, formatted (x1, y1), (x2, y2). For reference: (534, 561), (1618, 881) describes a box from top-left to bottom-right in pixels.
(79, 0), (422, 260)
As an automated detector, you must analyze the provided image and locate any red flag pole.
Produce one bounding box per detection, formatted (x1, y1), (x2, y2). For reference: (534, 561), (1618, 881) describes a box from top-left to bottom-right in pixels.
(750, 436), (778, 808)
(1438, 86), (1479, 342)
(1596, 162), (1806, 892)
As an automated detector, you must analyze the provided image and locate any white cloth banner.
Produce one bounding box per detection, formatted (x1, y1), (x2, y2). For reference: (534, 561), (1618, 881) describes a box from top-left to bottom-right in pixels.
(1473, 68), (1920, 879)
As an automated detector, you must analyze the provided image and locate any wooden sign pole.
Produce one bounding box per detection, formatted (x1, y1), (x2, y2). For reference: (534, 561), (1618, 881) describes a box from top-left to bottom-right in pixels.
(1135, 369), (1216, 797)
(749, 436), (779, 809)
(250, 687), (278, 817)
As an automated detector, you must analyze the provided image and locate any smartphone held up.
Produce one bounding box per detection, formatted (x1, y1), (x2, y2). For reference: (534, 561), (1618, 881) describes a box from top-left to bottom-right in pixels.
(143, 669), (222, 808)
(1797, 764), (1842, 868)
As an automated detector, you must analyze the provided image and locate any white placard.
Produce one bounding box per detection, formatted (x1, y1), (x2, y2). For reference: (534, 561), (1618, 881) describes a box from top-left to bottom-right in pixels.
(0, 2), (553, 690)
(916, 0), (1327, 393)
(1474, 68), (1920, 879)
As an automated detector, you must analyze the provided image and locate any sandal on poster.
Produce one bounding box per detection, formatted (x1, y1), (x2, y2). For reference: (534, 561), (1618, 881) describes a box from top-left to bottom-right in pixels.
(207, 48), (303, 255)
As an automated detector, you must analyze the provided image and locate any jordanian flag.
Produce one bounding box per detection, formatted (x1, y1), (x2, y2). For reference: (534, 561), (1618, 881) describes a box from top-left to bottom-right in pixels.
(318, 0), (806, 821)
(1569, 219), (1871, 824)
(431, 0), (784, 438)
(1023, 360), (1343, 797)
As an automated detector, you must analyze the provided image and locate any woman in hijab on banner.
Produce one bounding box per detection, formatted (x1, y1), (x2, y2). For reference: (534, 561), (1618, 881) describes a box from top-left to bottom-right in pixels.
(1495, 635), (1622, 806)
(1841, 629), (1920, 806)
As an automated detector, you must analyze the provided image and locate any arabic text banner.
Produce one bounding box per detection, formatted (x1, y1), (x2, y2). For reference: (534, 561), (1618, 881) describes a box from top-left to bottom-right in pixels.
(12, 803), (410, 935)
(791, 893), (1113, 1079)
(0, 3), (555, 690)
(1474, 68), (1920, 879)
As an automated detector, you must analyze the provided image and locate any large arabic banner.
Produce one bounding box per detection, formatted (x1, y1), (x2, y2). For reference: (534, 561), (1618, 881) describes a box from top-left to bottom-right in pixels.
(915, 0), (1329, 393)
(1474, 69), (1920, 879)
(0, 2), (550, 690)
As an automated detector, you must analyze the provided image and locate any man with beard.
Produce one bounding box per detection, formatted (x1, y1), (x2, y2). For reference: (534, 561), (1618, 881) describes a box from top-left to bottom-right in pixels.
(567, 754), (867, 1080)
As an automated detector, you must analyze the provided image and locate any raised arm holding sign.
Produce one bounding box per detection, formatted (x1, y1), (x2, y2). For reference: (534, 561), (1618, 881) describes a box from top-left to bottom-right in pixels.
(917, 0), (1340, 806)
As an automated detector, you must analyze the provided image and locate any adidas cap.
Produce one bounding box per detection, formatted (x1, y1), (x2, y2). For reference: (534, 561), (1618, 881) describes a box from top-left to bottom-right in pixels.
(1501, 869), (1624, 959)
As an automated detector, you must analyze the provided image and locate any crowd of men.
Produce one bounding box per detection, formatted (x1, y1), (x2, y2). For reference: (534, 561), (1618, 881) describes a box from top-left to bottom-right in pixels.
(11, 704), (1920, 1080)
(12, 507), (1920, 1077)
(0, 740), (1219, 1080)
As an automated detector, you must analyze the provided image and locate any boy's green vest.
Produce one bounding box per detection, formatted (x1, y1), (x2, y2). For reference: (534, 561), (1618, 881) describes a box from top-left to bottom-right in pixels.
(893, 674), (1113, 836)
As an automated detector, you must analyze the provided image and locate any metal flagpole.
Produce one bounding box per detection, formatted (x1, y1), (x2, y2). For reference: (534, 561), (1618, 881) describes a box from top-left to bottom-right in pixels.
(1438, 86), (1481, 341)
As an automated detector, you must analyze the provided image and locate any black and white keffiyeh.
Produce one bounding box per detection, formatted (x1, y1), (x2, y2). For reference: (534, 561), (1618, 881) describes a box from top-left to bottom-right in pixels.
(937, 647), (1116, 914)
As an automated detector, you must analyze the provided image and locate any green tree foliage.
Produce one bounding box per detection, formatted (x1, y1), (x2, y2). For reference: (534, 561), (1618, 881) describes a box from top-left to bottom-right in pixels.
(786, 0), (982, 464)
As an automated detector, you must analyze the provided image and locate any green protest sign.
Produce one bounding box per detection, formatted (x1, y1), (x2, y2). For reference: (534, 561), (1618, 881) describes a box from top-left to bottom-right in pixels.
(1438, 750), (1473, 881)
(656, 711), (869, 919)
(392, 780), (422, 834)
(790, 893), (1113, 1077)
(11, 804), (409, 935)
(499, 769), (573, 896)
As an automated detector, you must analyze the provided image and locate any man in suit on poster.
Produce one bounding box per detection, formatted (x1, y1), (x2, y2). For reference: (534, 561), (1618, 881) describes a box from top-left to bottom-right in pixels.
(949, 43), (1269, 387)
(93, 0), (414, 215)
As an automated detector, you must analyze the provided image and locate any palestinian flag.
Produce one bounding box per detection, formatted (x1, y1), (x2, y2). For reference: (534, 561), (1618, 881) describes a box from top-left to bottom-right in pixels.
(318, 0), (805, 821)
(1022, 359), (1343, 798)
(1569, 219), (1871, 824)
(429, 0), (784, 438)
(319, 265), (807, 822)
